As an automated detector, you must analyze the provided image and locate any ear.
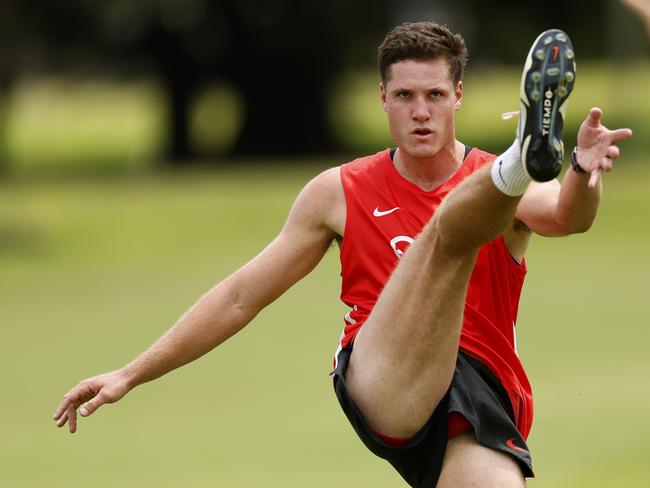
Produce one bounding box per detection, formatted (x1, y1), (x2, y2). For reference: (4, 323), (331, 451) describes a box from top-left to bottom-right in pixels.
(380, 82), (387, 112)
(454, 81), (463, 111)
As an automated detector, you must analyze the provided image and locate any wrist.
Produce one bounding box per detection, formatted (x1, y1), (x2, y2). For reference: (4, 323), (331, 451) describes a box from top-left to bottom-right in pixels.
(571, 147), (587, 174)
(117, 366), (140, 390)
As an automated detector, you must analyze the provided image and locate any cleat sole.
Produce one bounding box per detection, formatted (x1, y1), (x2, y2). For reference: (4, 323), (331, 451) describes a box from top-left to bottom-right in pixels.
(519, 28), (576, 182)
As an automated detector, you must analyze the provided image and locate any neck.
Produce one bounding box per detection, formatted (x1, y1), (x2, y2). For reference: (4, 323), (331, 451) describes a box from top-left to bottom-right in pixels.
(393, 140), (465, 191)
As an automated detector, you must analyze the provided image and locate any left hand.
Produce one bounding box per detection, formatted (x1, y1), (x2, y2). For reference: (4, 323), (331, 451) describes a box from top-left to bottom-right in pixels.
(53, 371), (131, 433)
(576, 107), (634, 188)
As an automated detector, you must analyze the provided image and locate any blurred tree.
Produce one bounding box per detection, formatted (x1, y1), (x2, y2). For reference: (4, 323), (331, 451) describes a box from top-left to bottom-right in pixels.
(620, 0), (650, 39)
(0, 0), (110, 173)
(391, 0), (609, 64)
(0, 0), (391, 166)
(217, 0), (391, 157)
(2, 0), (638, 168)
(0, 0), (22, 174)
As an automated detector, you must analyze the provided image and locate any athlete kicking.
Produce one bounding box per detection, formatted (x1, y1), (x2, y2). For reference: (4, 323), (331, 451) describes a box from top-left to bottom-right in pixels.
(54, 23), (633, 487)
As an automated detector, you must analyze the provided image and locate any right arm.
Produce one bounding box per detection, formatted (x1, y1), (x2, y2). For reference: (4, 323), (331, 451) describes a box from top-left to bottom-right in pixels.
(54, 167), (345, 432)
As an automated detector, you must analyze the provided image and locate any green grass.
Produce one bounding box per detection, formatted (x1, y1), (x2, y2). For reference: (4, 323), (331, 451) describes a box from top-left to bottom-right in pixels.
(2, 160), (650, 487)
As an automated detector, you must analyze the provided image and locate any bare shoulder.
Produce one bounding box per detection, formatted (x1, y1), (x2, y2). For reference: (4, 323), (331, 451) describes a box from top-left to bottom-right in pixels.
(304, 166), (344, 200)
(287, 166), (346, 238)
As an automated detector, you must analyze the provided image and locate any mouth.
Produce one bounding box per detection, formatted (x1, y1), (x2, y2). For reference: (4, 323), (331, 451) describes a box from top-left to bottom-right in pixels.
(412, 128), (433, 137)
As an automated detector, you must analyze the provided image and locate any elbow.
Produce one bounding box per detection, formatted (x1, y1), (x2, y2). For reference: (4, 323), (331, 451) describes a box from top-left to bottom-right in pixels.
(554, 216), (594, 236)
(223, 279), (261, 324)
(571, 220), (594, 234)
(213, 276), (258, 330)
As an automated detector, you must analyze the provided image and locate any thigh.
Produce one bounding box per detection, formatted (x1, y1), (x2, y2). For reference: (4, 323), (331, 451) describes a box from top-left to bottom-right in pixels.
(437, 433), (526, 488)
(345, 235), (478, 438)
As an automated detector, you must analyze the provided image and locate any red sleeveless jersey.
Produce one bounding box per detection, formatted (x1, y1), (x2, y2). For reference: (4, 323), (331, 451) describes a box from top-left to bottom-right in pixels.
(338, 148), (533, 439)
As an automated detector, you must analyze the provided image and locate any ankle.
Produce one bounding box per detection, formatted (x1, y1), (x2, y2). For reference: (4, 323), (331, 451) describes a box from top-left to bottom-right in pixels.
(490, 141), (530, 196)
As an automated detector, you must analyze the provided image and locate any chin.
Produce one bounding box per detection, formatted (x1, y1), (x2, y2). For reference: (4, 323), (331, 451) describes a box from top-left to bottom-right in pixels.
(403, 143), (441, 160)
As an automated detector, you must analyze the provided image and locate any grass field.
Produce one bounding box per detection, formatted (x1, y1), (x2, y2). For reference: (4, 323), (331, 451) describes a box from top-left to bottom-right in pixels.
(2, 159), (649, 487)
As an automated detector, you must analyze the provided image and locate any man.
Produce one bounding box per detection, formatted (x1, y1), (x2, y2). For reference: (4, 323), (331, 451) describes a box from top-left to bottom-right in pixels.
(54, 23), (632, 487)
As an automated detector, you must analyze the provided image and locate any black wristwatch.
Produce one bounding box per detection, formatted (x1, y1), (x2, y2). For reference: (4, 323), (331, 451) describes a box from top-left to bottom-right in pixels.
(571, 147), (587, 174)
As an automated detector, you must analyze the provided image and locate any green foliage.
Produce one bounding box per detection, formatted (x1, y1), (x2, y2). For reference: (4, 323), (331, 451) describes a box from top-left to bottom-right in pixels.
(3, 60), (646, 176)
(330, 60), (649, 156)
(4, 79), (166, 175)
(190, 83), (245, 156)
(2, 79), (244, 176)
(2, 160), (649, 486)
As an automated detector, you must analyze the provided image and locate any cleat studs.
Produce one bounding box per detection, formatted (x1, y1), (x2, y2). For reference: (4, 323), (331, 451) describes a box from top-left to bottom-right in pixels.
(531, 90), (541, 102)
(565, 49), (574, 59)
(535, 49), (545, 60)
(558, 86), (568, 97)
(531, 71), (542, 82)
(544, 36), (553, 45)
(565, 71), (575, 82)
(556, 33), (567, 42)
(546, 67), (560, 76)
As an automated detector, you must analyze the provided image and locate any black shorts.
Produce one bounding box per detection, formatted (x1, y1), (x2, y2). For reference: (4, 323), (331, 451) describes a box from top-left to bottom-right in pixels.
(332, 345), (534, 487)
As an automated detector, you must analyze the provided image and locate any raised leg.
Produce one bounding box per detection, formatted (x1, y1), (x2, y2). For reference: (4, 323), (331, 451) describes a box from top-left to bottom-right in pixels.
(344, 27), (576, 440)
(345, 165), (521, 437)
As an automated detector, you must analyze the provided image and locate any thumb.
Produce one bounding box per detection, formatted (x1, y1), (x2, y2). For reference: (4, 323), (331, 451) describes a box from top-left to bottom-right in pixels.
(586, 107), (603, 127)
(79, 393), (107, 417)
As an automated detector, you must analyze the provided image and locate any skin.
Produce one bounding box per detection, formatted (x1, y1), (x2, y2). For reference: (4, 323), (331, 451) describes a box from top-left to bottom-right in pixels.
(380, 59), (464, 191)
(54, 57), (632, 486)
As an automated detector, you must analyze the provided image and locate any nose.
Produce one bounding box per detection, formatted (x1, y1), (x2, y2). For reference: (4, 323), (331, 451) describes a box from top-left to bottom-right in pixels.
(411, 96), (431, 122)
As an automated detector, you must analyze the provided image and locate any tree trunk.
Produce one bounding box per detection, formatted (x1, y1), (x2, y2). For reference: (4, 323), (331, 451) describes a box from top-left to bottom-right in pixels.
(0, 76), (12, 176)
(164, 75), (195, 165)
(148, 22), (198, 167)
(231, 76), (337, 157)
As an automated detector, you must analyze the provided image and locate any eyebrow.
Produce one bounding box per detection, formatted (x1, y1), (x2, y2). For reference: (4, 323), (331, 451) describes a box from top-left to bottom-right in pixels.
(389, 85), (448, 95)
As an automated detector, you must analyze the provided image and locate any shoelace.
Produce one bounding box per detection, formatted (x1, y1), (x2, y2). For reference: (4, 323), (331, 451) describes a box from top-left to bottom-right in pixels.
(500, 111), (520, 120)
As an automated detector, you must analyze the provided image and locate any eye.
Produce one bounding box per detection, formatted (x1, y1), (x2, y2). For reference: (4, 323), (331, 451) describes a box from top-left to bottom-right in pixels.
(397, 91), (411, 99)
(429, 90), (442, 98)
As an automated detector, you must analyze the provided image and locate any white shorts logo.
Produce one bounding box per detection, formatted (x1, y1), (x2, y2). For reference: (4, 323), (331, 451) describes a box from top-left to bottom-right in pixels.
(390, 235), (414, 258)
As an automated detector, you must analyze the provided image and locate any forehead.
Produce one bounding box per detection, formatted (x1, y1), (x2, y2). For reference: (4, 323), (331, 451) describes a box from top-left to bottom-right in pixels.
(385, 58), (453, 89)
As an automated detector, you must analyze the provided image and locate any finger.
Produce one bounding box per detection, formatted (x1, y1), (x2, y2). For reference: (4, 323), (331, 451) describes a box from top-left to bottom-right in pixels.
(80, 393), (106, 417)
(609, 128), (633, 144)
(67, 406), (78, 434)
(54, 385), (88, 420)
(53, 399), (70, 420)
(606, 146), (621, 160)
(588, 168), (602, 189)
(602, 157), (614, 173)
(56, 411), (68, 428)
(586, 107), (603, 127)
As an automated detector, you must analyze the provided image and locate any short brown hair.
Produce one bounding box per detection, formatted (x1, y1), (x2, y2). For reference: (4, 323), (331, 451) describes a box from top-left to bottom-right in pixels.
(378, 22), (468, 85)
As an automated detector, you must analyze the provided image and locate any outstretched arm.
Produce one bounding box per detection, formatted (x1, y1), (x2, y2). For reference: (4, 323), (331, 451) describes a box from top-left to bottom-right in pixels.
(53, 167), (344, 433)
(515, 107), (633, 236)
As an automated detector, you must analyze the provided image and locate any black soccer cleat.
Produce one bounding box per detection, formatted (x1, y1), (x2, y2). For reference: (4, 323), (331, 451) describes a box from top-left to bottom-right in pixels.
(518, 29), (576, 182)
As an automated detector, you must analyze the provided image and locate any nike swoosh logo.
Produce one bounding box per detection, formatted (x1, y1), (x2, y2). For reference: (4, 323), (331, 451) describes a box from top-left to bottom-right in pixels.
(506, 437), (529, 455)
(373, 207), (401, 217)
(497, 159), (507, 186)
